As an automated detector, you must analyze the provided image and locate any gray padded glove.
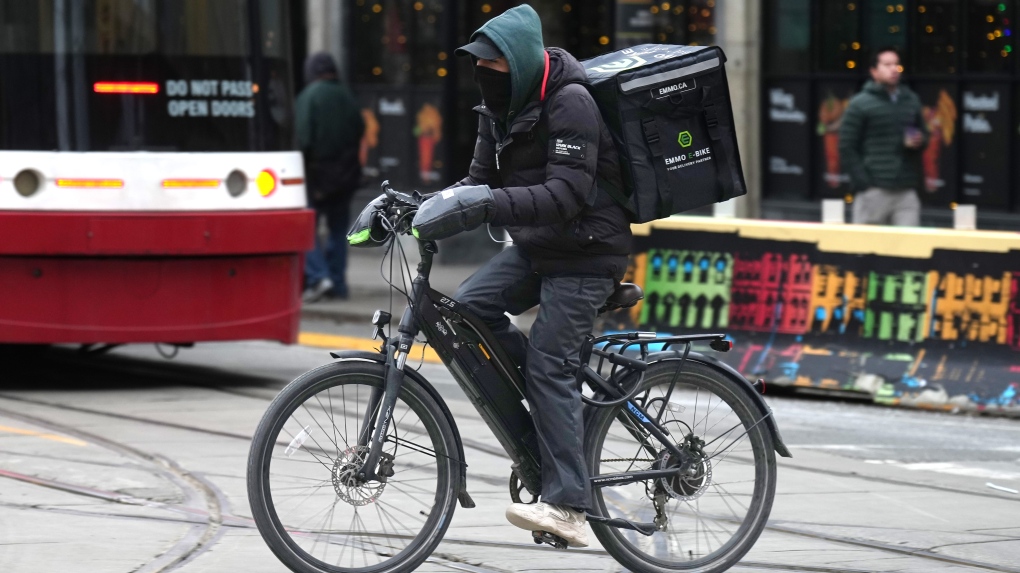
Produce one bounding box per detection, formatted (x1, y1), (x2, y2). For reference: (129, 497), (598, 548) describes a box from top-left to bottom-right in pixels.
(411, 185), (496, 241)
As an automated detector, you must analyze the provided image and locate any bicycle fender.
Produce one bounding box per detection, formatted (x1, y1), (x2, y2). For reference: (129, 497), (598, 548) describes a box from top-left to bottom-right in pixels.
(647, 350), (792, 458)
(328, 349), (477, 507)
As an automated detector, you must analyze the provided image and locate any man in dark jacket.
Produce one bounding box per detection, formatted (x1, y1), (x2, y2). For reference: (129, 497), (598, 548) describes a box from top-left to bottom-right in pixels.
(297, 52), (365, 301)
(839, 47), (929, 226)
(410, 5), (631, 548)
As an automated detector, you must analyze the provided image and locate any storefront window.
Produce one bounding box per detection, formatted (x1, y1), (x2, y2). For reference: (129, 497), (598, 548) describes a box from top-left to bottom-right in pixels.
(818, 1), (863, 72)
(615, 1), (716, 49)
(353, 0), (447, 85)
(410, 0), (446, 84)
(765, 0), (810, 74)
(913, 1), (959, 74)
(866, 1), (906, 56)
(965, 0), (1014, 74)
(684, 0), (717, 46)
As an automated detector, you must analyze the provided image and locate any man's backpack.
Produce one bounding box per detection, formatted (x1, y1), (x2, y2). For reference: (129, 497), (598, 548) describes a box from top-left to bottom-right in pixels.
(583, 44), (747, 223)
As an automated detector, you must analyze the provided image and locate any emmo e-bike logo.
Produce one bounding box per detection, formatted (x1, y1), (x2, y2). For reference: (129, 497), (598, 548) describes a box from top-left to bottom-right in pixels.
(678, 130), (693, 148)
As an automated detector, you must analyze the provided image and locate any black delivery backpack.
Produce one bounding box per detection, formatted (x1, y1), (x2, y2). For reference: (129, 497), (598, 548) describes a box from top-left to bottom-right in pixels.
(583, 44), (746, 223)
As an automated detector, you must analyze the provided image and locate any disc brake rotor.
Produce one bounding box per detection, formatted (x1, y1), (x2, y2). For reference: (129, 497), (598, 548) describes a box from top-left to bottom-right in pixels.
(332, 445), (386, 506)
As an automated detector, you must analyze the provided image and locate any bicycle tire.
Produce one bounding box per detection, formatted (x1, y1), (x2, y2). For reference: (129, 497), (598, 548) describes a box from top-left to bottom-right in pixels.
(247, 360), (460, 573)
(585, 360), (777, 573)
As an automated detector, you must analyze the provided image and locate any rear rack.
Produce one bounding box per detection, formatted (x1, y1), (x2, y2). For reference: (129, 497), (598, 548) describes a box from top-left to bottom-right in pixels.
(578, 331), (733, 409)
(593, 332), (731, 359)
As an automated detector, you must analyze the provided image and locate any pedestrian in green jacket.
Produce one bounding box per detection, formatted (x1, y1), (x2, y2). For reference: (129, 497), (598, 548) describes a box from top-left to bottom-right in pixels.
(296, 52), (365, 302)
(839, 47), (928, 226)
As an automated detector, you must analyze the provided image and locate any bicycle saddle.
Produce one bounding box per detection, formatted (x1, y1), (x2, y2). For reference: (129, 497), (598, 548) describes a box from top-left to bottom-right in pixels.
(598, 283), (644, 314)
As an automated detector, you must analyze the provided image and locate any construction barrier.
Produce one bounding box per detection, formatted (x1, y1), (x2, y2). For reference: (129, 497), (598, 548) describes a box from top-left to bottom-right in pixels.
(605, 217), (1020, 416)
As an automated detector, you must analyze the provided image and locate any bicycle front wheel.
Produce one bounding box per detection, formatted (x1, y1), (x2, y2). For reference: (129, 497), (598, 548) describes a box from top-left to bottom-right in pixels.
(585, 360), (777, 573)
(247, 360), (460, 573)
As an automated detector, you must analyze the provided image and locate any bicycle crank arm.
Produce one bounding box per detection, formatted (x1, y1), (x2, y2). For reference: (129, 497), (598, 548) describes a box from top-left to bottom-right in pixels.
(585, 513), (658, 536)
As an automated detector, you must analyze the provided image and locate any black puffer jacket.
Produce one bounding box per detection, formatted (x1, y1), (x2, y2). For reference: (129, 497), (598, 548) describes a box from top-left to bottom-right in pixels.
(453, 48), (632, 279)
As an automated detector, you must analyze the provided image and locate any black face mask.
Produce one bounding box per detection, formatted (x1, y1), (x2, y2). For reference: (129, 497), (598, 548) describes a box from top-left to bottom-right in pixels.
(474, 65), (512, 120)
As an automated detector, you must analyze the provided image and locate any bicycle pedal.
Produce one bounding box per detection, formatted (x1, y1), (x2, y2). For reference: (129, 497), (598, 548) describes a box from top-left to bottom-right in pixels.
(532, 530), (568, 549)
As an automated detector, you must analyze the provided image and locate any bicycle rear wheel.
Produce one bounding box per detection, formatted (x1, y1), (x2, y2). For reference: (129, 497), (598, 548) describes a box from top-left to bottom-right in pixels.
(247, 360), (460, 573)
(585, 360), (776, 573)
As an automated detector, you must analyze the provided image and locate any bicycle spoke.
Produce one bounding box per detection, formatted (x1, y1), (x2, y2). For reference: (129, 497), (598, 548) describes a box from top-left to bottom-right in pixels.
(257, 372), (452, 572)
(591, 363), (774, 570)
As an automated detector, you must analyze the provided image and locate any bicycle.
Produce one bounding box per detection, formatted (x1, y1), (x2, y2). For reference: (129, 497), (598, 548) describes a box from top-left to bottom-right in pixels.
(247, 182), (792, 573)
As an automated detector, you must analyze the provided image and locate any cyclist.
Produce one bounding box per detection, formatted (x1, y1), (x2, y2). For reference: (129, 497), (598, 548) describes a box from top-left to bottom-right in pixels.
(411, 4), (631, 548)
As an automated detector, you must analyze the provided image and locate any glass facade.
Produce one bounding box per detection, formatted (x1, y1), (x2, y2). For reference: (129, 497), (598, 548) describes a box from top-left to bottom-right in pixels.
(764, 0), (1020, 212)
(346, 0), (718, 191)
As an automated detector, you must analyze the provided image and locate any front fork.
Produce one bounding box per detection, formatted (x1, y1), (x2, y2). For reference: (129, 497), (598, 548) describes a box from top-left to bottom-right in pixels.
(356, 279), (425, 483)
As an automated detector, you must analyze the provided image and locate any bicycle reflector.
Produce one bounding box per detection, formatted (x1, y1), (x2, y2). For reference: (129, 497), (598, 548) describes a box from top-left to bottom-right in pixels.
(710, 339), (733, 352)
(256, 169), (277, 197)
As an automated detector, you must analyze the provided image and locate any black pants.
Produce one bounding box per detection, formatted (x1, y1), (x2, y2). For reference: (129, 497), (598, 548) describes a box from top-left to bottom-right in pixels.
(454, 246), (615, 510)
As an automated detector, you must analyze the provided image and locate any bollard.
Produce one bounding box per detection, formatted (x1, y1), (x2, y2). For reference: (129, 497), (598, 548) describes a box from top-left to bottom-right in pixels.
(954, 204), (976, 230)
(713, 197), (738, 218)
(821, 199), (845, 224)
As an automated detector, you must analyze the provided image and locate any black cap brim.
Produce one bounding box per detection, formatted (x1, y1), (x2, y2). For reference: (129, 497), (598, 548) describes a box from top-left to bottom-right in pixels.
(455, 37), (503, 61)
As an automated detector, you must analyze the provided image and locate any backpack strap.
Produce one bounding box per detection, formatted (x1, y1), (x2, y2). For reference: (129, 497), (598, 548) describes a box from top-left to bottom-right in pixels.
(702, 87), (741, 201)
(642, 115), (675, 217)
(595, 174), (631, 209)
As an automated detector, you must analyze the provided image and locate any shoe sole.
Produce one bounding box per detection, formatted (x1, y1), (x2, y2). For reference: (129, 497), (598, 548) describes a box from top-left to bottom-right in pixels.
(505, 510), (589, 548)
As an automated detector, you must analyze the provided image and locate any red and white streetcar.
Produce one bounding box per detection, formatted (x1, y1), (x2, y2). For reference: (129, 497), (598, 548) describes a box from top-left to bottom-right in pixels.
(0, 1), (313, 345)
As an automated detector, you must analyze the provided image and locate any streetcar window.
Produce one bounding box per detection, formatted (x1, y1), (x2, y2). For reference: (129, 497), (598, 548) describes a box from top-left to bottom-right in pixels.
(0, 0), (259, 56)
(0, 0), (295, 152)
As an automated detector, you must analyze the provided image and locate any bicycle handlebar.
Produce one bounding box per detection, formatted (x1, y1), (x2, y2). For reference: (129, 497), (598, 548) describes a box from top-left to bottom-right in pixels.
(380, 180), (422, 210)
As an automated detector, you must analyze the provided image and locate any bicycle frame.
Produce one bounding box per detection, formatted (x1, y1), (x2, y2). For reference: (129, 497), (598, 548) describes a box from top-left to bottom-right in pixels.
(353, 235), (721, 507)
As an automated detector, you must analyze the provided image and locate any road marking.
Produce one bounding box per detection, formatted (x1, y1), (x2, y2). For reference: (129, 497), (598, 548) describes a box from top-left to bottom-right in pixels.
(863, 459), (1020, 481)
(298, 332), (442, 364)
(870, 492), (950, 523)
(0, 424), (88, 447)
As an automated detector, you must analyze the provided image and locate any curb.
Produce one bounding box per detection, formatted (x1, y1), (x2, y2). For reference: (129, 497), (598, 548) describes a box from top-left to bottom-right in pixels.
(297, 332), (442, 364)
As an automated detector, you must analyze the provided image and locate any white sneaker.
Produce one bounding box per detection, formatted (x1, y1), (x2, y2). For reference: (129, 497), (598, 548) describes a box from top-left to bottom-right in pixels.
(505, 502), (589, 548)
(302, 278), (334, 303)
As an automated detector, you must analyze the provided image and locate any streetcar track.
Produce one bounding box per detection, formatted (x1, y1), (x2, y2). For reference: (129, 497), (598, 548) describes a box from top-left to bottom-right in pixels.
(0, 407), (226, 573)
(6, 390), (1020, 508)
(3, 384), (1019, 571)
(0, 467), (1009, 573)
(0, 473), (906, 573)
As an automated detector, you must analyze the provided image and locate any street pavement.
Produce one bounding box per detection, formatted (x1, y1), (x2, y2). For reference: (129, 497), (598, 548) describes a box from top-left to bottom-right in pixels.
(1, 337), (1019, 573)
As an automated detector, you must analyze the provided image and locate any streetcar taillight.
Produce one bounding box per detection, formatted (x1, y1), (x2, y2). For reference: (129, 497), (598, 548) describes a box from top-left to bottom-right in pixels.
(93, 82), (160, 94)
(256, 170), (277, 197)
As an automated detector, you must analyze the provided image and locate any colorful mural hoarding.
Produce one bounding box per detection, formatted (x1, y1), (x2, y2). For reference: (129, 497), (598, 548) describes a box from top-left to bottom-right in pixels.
(607, 220), (1020, 416)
